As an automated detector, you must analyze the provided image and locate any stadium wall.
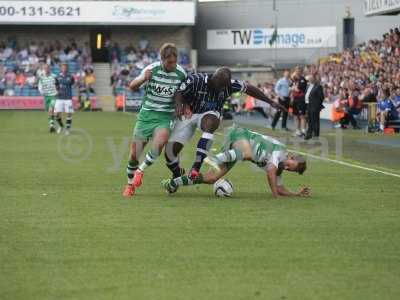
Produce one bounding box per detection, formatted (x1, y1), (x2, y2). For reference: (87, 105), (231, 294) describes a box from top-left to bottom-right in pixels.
(195, 0), (400, 67)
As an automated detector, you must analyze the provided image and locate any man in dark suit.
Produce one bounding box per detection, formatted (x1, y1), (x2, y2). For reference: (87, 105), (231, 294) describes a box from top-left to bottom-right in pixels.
(304, 74), (325, 140)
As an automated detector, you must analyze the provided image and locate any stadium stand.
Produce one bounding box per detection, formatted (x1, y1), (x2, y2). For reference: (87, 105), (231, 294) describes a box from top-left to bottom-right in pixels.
(313, 27), (400, 131)
(0, 38), (99, 110)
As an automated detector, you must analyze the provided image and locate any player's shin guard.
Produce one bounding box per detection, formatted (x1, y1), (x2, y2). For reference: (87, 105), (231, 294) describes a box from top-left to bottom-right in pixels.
(66, 117), (72, 130)
(192, 132), (214, 171)
(138, 149), (159, 171)
(171, 174), (203, 187)
(215, 149), (244, 164)
(126, 160), (138, 184)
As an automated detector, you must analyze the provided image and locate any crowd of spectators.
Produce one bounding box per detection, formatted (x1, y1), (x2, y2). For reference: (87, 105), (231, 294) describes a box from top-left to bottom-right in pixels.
(230, 28), (400, 131)
(0, 38), (95, 100)
(312, 27), (400, 130)
(313, 27), (400, 104)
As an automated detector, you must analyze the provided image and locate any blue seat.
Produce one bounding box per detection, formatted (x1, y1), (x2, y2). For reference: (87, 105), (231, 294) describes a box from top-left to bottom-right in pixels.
(14, 86), (21, 96)
(21, 87), (30, 96)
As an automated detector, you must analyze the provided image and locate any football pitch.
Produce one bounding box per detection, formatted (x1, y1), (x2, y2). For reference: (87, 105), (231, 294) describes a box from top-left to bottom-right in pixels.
(1, 111), (400, 300)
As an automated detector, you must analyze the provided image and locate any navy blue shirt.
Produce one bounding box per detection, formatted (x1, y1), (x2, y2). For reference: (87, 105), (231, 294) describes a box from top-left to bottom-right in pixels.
(178, 73), (247, 113)
(55, 73), (75, 100)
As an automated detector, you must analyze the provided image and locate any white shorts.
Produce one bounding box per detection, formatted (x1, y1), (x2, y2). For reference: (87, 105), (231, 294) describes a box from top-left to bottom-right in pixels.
(54, 99), (74, 113)
(169, 111), (221, 144)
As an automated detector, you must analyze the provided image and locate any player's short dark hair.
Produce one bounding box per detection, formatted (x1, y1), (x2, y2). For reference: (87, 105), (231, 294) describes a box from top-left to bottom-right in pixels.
(160, 43), (178, 60)
(294, 155), (307, 175)
(213, 66), (232, 84)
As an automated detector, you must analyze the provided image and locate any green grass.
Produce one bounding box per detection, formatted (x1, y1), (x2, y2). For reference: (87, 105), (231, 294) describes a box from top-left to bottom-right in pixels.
(1, 111), (400, 300)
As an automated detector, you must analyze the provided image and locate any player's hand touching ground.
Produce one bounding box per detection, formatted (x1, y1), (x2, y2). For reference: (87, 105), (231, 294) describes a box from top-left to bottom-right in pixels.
(297, 187), (311, 197)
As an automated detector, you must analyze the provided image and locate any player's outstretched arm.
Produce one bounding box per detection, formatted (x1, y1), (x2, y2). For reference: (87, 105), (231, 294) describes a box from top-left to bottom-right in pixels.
(266, 167), (311, 198)
(266, 166), (280, 198)
(129, 68), (152, 91)
(246, 84), (287, 112)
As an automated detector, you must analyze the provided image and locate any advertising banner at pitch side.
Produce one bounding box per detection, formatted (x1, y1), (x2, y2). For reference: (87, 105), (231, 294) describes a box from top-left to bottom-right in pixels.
(0, 1), (195, 25)
(207, 27), (337, 50)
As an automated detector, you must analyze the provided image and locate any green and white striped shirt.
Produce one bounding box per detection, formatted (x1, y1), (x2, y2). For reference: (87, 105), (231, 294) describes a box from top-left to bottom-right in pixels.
(38, 74), (57, 96)
(140, 62), (186, 113)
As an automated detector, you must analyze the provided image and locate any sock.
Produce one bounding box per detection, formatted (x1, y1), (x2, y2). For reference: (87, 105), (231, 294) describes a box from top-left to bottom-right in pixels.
(215, 148), (244, 164)
(171, 174), (203, 187)
(57, 117), (64, 128)
(66, 117), (72, 130)
(192, 132), (214, 171)
(126, 160), (138, 184)
(49, 115), (55, 128)
(166, 157), (182, 178)
(380, 124), (384, 131)
(139, 149), (159, 171)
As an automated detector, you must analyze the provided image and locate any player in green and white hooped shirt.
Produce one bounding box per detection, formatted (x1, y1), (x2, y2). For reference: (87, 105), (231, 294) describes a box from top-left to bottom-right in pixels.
(123, 43), (187, 198)
(38, 64), (58, 133)
(162, 126), (310, 198)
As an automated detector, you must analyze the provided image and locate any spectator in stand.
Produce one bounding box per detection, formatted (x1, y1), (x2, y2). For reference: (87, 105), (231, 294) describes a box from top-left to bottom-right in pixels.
(331, 89), (347, 128)
(377, 88), (399, 131)
(138, 36), (149, 53)
(15, 70), (26, 87)
(126, 49), (138, 63)
(110, 42), (122, 63)
(394, 87), (400, 114)
(84, 68), (96, 95)
(4, 68), (16, 87)
(345, 89), (362, 129)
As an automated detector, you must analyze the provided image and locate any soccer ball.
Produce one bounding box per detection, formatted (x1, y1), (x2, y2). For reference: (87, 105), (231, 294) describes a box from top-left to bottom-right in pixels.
(213, 179), (234, 197)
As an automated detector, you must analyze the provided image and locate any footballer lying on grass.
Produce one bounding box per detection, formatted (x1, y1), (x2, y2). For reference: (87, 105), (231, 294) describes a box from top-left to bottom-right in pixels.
(162, 126), (310, 198)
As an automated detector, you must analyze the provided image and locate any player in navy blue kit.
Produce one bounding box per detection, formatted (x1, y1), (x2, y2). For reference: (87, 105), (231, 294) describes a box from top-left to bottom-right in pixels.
(54, 63), (75, 135)
(165, 67), (286, 181)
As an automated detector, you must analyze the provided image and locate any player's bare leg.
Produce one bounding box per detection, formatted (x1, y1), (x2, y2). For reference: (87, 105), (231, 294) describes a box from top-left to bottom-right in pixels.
(133, 128), (169, 188)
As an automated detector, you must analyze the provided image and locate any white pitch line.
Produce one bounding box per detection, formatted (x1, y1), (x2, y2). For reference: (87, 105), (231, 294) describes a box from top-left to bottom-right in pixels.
(214, 132), (400, 179)
(291, 150), (400, 179)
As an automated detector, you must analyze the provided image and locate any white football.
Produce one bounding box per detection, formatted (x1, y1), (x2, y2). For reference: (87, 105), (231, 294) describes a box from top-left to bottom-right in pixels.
(213, 179), (234, 197)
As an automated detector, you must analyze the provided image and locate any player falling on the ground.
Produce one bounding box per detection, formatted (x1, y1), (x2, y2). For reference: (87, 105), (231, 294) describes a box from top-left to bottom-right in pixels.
(123, 43), (187, 198)
(54, 63), (75, 135)
(162, 126), (310, 198)
(164, 67), (286, 183)
(38, 64), (58, 133)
